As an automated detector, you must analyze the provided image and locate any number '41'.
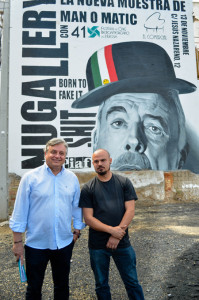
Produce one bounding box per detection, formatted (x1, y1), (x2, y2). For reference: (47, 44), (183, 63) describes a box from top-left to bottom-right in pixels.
(71, 26), (86, 38)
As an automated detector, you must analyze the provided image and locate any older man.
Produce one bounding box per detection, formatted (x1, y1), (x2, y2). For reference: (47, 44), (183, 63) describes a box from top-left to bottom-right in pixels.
(72, 41), (196, 171)
(10, 138), (85, 300)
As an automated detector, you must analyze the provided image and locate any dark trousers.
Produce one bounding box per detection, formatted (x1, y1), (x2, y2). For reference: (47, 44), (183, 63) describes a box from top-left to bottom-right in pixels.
(89, 246), (145, 300)
(25, 241), (74, 300)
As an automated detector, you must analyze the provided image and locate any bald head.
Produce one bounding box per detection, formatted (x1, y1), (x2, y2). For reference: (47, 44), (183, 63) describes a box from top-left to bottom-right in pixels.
(92, 149), (112, 178)
(92, 149), (110, 160)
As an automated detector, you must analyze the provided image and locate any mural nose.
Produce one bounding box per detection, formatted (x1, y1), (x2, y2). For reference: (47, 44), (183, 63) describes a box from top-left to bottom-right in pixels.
(125, 125), (147, 153)
(125, 141), (145, 153)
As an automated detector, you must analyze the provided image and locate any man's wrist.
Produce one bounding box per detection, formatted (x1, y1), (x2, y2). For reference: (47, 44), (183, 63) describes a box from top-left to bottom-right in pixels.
(73, 231), (81, 238)
(14, 240), (22, 244)
(107, 226), (113, 235)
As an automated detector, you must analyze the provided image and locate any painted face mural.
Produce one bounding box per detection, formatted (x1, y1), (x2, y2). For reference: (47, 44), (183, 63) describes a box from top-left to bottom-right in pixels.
(92, 92), (188, 171)
(72, 41), (197, 172)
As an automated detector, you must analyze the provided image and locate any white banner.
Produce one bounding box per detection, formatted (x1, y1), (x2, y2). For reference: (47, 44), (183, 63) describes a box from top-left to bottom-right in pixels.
(9, 0), (199, 175)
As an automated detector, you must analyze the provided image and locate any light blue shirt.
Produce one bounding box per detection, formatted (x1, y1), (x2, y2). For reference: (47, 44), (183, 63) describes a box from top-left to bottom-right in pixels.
(9, 163), (85, 250)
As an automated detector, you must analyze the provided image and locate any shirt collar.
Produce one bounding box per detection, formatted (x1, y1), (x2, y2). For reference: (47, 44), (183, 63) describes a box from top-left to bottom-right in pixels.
(44, 162), (65, 175)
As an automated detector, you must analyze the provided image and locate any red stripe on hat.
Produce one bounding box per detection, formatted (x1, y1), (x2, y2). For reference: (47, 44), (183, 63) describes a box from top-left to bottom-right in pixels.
(105, 45), (118, 82)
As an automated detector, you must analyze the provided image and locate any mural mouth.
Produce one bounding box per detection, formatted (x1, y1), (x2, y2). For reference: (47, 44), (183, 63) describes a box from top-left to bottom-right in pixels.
(111, 152), (152, 171)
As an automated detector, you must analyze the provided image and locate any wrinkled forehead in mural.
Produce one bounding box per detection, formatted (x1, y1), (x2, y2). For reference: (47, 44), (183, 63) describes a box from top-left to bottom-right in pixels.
(72, 41), (197, 171)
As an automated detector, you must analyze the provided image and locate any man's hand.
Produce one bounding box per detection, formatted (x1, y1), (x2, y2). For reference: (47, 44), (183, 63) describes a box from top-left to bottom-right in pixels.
(106, 236), (120, 249)
(109, 225), (127, 240)
(73, 230), (81, 243)
(13, 242), (24, 265)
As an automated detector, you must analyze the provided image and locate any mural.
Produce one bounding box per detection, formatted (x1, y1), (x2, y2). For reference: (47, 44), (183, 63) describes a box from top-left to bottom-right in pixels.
(8, 1), (199, 176)
(72, 41), (196, 171)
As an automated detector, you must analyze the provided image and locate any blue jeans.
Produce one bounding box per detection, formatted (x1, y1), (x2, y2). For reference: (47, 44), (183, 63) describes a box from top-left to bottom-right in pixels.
(89, 246), (145, 300)
(25, 241), (74, 300)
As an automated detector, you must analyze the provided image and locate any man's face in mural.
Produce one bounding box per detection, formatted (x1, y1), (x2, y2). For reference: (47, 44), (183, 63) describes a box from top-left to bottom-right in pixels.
(93, 93), (187, 171)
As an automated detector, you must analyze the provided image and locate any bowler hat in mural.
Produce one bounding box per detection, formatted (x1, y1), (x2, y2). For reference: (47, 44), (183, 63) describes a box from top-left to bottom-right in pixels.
(72, 41), (196, 108)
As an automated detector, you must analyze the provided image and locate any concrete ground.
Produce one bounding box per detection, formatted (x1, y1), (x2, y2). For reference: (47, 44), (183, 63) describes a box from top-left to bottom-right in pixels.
(0, 200), (199, 299)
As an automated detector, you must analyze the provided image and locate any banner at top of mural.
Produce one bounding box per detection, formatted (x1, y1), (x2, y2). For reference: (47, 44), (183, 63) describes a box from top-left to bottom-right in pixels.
(8, 0), (199, 176)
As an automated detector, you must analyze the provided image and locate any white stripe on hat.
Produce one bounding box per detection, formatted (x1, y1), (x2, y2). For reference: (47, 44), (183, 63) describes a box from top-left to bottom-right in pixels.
(97, 48), (111, 85)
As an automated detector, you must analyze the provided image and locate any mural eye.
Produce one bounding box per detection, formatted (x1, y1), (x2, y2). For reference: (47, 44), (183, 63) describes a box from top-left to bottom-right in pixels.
(111, 120), (125, 129)
(148, 125), (162, 135)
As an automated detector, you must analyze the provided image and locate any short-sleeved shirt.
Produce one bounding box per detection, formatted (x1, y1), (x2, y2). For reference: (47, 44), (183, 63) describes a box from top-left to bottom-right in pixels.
(79, 173), (138, 249)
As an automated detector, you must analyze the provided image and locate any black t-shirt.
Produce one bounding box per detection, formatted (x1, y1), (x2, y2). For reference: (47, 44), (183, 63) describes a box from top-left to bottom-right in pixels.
(79, 173), (138, 249)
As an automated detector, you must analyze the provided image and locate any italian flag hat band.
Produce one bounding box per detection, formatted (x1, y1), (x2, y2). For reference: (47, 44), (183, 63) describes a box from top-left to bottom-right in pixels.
(90, 45), (118, 88)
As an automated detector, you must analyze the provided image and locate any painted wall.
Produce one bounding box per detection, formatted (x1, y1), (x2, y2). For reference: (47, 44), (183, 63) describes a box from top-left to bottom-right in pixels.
(8, 0), (199, 176)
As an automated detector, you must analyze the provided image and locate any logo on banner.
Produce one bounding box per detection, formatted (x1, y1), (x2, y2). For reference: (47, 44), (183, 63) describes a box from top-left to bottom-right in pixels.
(88, 26), (100, 38)
(143, 12), (167, 41)
(144, 12), (165, 32)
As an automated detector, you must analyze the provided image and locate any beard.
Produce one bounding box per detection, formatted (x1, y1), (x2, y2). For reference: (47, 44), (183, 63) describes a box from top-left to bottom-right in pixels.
(96, 166), (110, 175)
(111, 151), (151, 171)
(96, 170), (108, 175)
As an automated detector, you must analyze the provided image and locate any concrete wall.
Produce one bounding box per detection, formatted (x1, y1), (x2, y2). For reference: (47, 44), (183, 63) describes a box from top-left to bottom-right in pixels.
(8, 170), (199, 216)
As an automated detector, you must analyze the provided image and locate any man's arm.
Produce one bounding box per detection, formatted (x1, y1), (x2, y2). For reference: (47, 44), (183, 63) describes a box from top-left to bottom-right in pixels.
(9, 174), (31, 265)
(119, 200), (135, 228)
(83, 208), (126, 240)
(106, 200), (135, 249)
(72, 177), (86, 243)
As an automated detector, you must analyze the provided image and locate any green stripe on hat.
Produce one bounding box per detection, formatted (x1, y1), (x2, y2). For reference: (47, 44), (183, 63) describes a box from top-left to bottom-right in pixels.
(91, 51), (102, 88)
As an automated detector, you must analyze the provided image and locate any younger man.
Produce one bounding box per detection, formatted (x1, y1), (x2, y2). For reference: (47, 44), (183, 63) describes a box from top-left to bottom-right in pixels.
(79, 148), (144, 299)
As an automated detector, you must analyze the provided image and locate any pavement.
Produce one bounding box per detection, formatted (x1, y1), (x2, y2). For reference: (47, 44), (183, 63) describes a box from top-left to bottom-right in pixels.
(0, 200), (199, 300)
